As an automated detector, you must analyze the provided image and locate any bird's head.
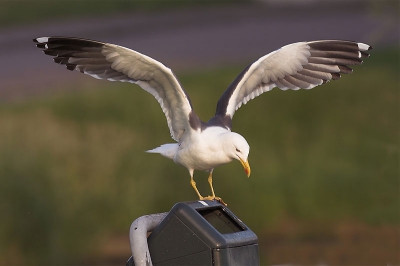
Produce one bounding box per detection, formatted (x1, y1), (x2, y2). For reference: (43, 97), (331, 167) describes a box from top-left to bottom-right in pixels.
(225, 132), (251, 177)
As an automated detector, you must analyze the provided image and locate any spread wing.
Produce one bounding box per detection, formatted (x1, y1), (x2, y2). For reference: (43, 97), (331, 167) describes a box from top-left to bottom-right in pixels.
(216, 40), (372, 121)
(33, 36), (194, 141)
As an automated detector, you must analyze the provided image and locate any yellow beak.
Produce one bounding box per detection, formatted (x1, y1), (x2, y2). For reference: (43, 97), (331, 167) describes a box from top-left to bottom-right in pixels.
(239, 158), (251, 177)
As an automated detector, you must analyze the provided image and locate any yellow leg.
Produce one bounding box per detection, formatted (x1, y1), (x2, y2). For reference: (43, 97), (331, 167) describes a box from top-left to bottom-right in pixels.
(208, 171), (216, 197)
(190, 177), (203, 199)
(205, 171), (227, 206)
(189, 171), (227, 206)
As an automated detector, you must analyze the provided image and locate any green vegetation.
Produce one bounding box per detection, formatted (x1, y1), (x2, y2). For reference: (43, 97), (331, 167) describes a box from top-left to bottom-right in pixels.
(0, 48), (398, 263)
(0, 0), (245, 28)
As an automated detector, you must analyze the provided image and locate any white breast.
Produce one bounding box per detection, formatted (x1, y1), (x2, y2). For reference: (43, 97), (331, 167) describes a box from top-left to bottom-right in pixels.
(174, 127), (233, 171)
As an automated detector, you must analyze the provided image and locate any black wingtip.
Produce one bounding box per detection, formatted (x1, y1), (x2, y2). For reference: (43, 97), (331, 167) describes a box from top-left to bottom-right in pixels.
(66, 64), (76, 71)
(360, 51), (370, 58)
(36, 43), (46, 49)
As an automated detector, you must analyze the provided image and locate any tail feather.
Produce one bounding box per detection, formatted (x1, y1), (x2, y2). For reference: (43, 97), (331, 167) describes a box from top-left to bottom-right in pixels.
(146, 143), (178, 160)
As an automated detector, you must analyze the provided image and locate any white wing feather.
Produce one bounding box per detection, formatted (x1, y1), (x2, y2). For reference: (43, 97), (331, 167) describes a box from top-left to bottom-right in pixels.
(221, 40), (371, 118)
(34, 37), (193, 141)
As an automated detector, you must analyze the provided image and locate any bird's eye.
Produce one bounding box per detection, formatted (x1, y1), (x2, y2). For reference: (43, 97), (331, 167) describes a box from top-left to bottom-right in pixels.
(235, 148), (241, 153)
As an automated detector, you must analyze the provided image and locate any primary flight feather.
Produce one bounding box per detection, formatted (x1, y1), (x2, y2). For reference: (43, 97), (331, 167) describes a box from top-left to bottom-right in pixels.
(33, 37), (371, 204)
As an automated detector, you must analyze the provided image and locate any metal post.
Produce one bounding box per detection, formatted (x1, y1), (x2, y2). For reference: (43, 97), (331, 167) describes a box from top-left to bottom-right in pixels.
(128, 212), (168, 266)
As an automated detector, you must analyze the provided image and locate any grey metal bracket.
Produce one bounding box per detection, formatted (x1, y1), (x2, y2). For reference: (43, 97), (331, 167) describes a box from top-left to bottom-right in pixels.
(128, 212), (168, 266)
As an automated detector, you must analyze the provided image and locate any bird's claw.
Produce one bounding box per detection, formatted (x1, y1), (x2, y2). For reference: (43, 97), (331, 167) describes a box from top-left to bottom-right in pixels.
(200, 196), (227, 206)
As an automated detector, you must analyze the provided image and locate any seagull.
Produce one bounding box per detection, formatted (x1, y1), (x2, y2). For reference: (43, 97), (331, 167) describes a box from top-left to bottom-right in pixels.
(33, 37), (371, 204)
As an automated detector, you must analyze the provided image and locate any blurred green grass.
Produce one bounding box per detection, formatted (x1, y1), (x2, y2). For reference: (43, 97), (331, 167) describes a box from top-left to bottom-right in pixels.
(0, 47), (398, 263)
(0, 0), (245, 28)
